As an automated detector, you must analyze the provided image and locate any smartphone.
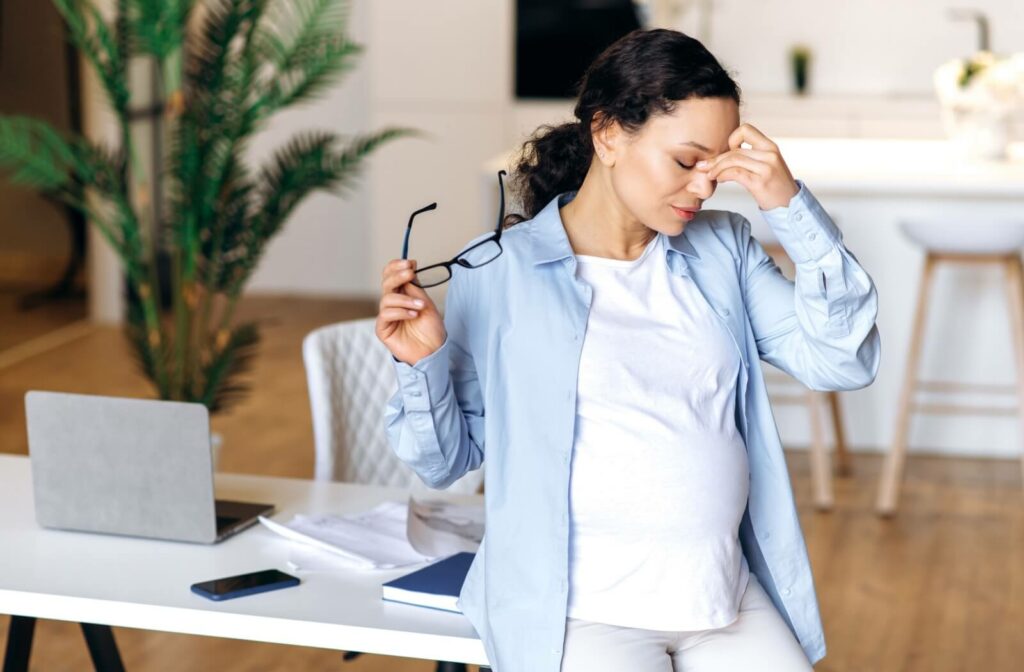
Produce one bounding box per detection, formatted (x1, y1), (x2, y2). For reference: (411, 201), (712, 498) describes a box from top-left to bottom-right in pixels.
(190, 569), (300, 601)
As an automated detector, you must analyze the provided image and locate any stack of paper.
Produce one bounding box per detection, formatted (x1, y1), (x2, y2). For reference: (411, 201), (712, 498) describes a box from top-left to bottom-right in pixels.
(259, 500), (433, 570)
(258, 497), (485, 572)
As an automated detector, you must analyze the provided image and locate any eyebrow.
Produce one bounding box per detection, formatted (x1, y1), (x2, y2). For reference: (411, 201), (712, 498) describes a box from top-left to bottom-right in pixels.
(678, 140), (712, 152)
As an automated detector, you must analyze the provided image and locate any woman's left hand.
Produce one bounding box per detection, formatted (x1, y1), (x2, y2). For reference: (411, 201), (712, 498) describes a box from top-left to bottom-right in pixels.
(695, 123), (799, 211)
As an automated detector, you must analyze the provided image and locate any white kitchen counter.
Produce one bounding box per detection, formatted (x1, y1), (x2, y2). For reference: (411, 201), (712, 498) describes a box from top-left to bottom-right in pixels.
(754, 137), (1024, 198)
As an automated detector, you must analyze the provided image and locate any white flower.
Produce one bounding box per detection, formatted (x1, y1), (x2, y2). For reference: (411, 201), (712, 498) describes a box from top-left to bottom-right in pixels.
(934, 51), (1024, 112)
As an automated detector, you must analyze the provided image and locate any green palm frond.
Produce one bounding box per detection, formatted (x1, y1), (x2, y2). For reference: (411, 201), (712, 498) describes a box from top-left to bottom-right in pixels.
(256, 127), (421, 237)
(250, 0), (360, 113)
(52, 0), (130, 114)
(257, 0), (347, 73)
(185, 0), (263, 108)
(124, 293), (164, 393)
(266, 35), (362, 110)
(128, 0), (193, 61)
(199, 321), (261, 412)
(2, 0), (416, 414)
(215, 126), (419, 294)
(199, 148), (255, 291)
(0, 117), (76, 190)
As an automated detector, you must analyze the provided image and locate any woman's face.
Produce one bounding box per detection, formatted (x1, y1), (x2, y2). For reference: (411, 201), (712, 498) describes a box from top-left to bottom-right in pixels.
(599, 96), (740, 236)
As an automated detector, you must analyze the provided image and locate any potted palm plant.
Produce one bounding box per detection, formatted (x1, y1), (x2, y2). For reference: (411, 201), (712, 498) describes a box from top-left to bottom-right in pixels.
(0, 0), (417, 413)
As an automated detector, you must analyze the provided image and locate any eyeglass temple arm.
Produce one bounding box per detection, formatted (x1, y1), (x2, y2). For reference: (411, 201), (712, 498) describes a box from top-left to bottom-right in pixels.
(402, 169), (505, 261)
(403, 202), (438, 259)
(495, 169), (507, 234)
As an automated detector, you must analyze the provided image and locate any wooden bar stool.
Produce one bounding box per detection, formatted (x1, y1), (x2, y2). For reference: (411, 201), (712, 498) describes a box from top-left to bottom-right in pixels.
(875, 219), (1024, 517)
(762, 241), (852, 511)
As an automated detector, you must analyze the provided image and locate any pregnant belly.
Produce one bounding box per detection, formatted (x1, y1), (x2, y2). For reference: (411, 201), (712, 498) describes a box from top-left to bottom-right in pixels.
(568, 429), (750, 539)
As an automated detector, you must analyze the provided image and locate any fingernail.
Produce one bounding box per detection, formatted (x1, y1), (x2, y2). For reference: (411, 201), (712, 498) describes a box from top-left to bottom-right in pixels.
(413, 299), (424, 307)
(407, 309), (418, 316)
(696, 160), (708, 168)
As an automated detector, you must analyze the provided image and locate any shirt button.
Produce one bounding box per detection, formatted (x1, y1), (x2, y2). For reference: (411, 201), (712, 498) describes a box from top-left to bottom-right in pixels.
(795, 213), (803, 221)
(807, 231), (817, 241)
(409, 391), (421, 397)
(782, 587), (792, 597)
(720, 307), (730, 317)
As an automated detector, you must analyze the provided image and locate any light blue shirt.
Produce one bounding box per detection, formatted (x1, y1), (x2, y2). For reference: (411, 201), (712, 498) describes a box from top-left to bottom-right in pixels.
(385, 179), (881, 671)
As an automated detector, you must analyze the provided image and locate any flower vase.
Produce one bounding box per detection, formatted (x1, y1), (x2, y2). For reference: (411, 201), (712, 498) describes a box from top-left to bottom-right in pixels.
(941, 103), (1014, 160)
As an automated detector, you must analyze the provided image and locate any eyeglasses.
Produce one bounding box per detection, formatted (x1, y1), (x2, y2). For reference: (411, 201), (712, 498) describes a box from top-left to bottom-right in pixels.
(401, 170), (507, 288)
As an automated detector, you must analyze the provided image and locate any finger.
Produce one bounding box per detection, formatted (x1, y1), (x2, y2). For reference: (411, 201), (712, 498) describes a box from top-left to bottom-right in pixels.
(714, 165), (757, 189)
(702, 148), (775, 174)
(381, 293), (427, 310)
(382, 266), (419, 293)
(728, 123), (778, 152)
(707, 154), (770, 181)
(735, 147), (777, 164)
(379, 306), (422, 322)
(382, 258), (416, 280)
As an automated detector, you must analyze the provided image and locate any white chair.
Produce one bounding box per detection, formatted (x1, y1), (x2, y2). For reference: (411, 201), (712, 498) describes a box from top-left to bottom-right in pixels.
(302, 316), (483, 494)
(875, 218), (1024, 516)
(303, 317), (484, 672)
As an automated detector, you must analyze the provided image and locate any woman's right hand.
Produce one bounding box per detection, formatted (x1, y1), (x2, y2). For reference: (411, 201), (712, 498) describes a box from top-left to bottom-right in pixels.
(376, 259), (447, 366)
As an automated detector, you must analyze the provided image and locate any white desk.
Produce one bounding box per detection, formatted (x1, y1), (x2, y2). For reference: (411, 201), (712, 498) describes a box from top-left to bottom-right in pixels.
(0, 454), (489, 667)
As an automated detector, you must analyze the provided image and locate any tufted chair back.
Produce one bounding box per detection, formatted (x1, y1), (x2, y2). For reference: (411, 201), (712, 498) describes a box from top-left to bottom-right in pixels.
(302, 317), (484, 494)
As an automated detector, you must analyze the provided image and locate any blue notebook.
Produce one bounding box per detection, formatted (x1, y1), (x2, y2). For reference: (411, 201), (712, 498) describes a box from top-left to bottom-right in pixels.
(381, 551), (475, 613)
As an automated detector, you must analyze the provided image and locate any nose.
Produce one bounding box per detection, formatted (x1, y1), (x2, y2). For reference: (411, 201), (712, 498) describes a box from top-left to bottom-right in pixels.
(688, 172), (716, 200)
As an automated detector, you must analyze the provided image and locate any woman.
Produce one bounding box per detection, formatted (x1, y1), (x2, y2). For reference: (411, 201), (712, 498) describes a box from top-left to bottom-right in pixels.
(377, 28), (880, 672)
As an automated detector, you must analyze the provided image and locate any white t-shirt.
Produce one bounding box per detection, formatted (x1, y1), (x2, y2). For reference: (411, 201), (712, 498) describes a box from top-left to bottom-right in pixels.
(566, 232), (751, 631)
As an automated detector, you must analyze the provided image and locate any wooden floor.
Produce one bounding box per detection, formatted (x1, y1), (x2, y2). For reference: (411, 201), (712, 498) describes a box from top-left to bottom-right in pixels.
(1, 295), (1022, 671)
(0, 286), (86, 353)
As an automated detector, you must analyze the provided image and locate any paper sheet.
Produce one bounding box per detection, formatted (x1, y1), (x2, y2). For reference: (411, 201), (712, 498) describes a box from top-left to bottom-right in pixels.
(259, 496), (484, 572)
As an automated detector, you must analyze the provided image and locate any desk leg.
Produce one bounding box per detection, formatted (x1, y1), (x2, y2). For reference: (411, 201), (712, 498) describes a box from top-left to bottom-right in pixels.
(3, 616), (36, 672)
(80, 623), (125, 672)
(434, 663), (468, 672)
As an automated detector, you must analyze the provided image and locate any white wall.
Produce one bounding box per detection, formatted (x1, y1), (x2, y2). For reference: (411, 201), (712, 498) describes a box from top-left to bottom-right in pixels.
(707, 0), (1024, 96)
(246, 0), (1024, 298)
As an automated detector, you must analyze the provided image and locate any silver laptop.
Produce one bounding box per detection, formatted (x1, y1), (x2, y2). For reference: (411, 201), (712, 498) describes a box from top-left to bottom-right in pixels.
(25, 390), (274, 544)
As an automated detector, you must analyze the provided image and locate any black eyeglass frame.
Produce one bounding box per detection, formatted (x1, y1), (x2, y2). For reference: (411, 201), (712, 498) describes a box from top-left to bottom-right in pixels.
(400, 170), (508, 288)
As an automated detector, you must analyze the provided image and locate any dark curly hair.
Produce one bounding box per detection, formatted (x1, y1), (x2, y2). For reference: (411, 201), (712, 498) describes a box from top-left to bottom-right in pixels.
(502, 28), (741, 228)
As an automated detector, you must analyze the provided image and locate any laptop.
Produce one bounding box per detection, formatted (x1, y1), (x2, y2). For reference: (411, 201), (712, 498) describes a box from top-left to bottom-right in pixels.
(25, 390), (274, 544)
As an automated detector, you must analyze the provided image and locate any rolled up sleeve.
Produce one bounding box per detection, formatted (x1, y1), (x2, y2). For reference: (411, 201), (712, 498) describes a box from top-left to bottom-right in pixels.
(741, 179), (882, 391)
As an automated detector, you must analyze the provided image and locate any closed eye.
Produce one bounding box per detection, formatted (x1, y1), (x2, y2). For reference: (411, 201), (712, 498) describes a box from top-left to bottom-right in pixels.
(676, 160), (696, 170)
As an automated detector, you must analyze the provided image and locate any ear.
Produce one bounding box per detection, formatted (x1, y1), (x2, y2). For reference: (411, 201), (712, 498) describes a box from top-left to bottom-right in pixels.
(590, 113), (621, 166)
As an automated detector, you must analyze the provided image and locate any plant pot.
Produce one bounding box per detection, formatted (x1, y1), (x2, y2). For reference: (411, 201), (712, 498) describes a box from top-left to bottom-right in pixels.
(211, 431), (223, 471)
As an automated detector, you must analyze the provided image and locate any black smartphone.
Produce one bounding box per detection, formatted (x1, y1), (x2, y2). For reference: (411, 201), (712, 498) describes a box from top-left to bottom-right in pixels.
(190, 569), (300, 601)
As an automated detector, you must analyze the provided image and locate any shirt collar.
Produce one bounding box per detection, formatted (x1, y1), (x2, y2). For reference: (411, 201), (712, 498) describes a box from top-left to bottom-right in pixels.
(528, 190), (701, 266)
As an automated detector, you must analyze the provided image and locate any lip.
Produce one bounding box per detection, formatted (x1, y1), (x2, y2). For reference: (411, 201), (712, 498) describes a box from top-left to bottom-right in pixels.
(671, 205), (700, 219)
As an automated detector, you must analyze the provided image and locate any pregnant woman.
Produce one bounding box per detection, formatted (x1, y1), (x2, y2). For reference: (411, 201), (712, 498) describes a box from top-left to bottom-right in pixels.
(377, 28), (880, 672)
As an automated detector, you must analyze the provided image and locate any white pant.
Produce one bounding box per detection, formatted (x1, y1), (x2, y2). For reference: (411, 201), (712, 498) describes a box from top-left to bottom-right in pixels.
(559, 573), (815, 672)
